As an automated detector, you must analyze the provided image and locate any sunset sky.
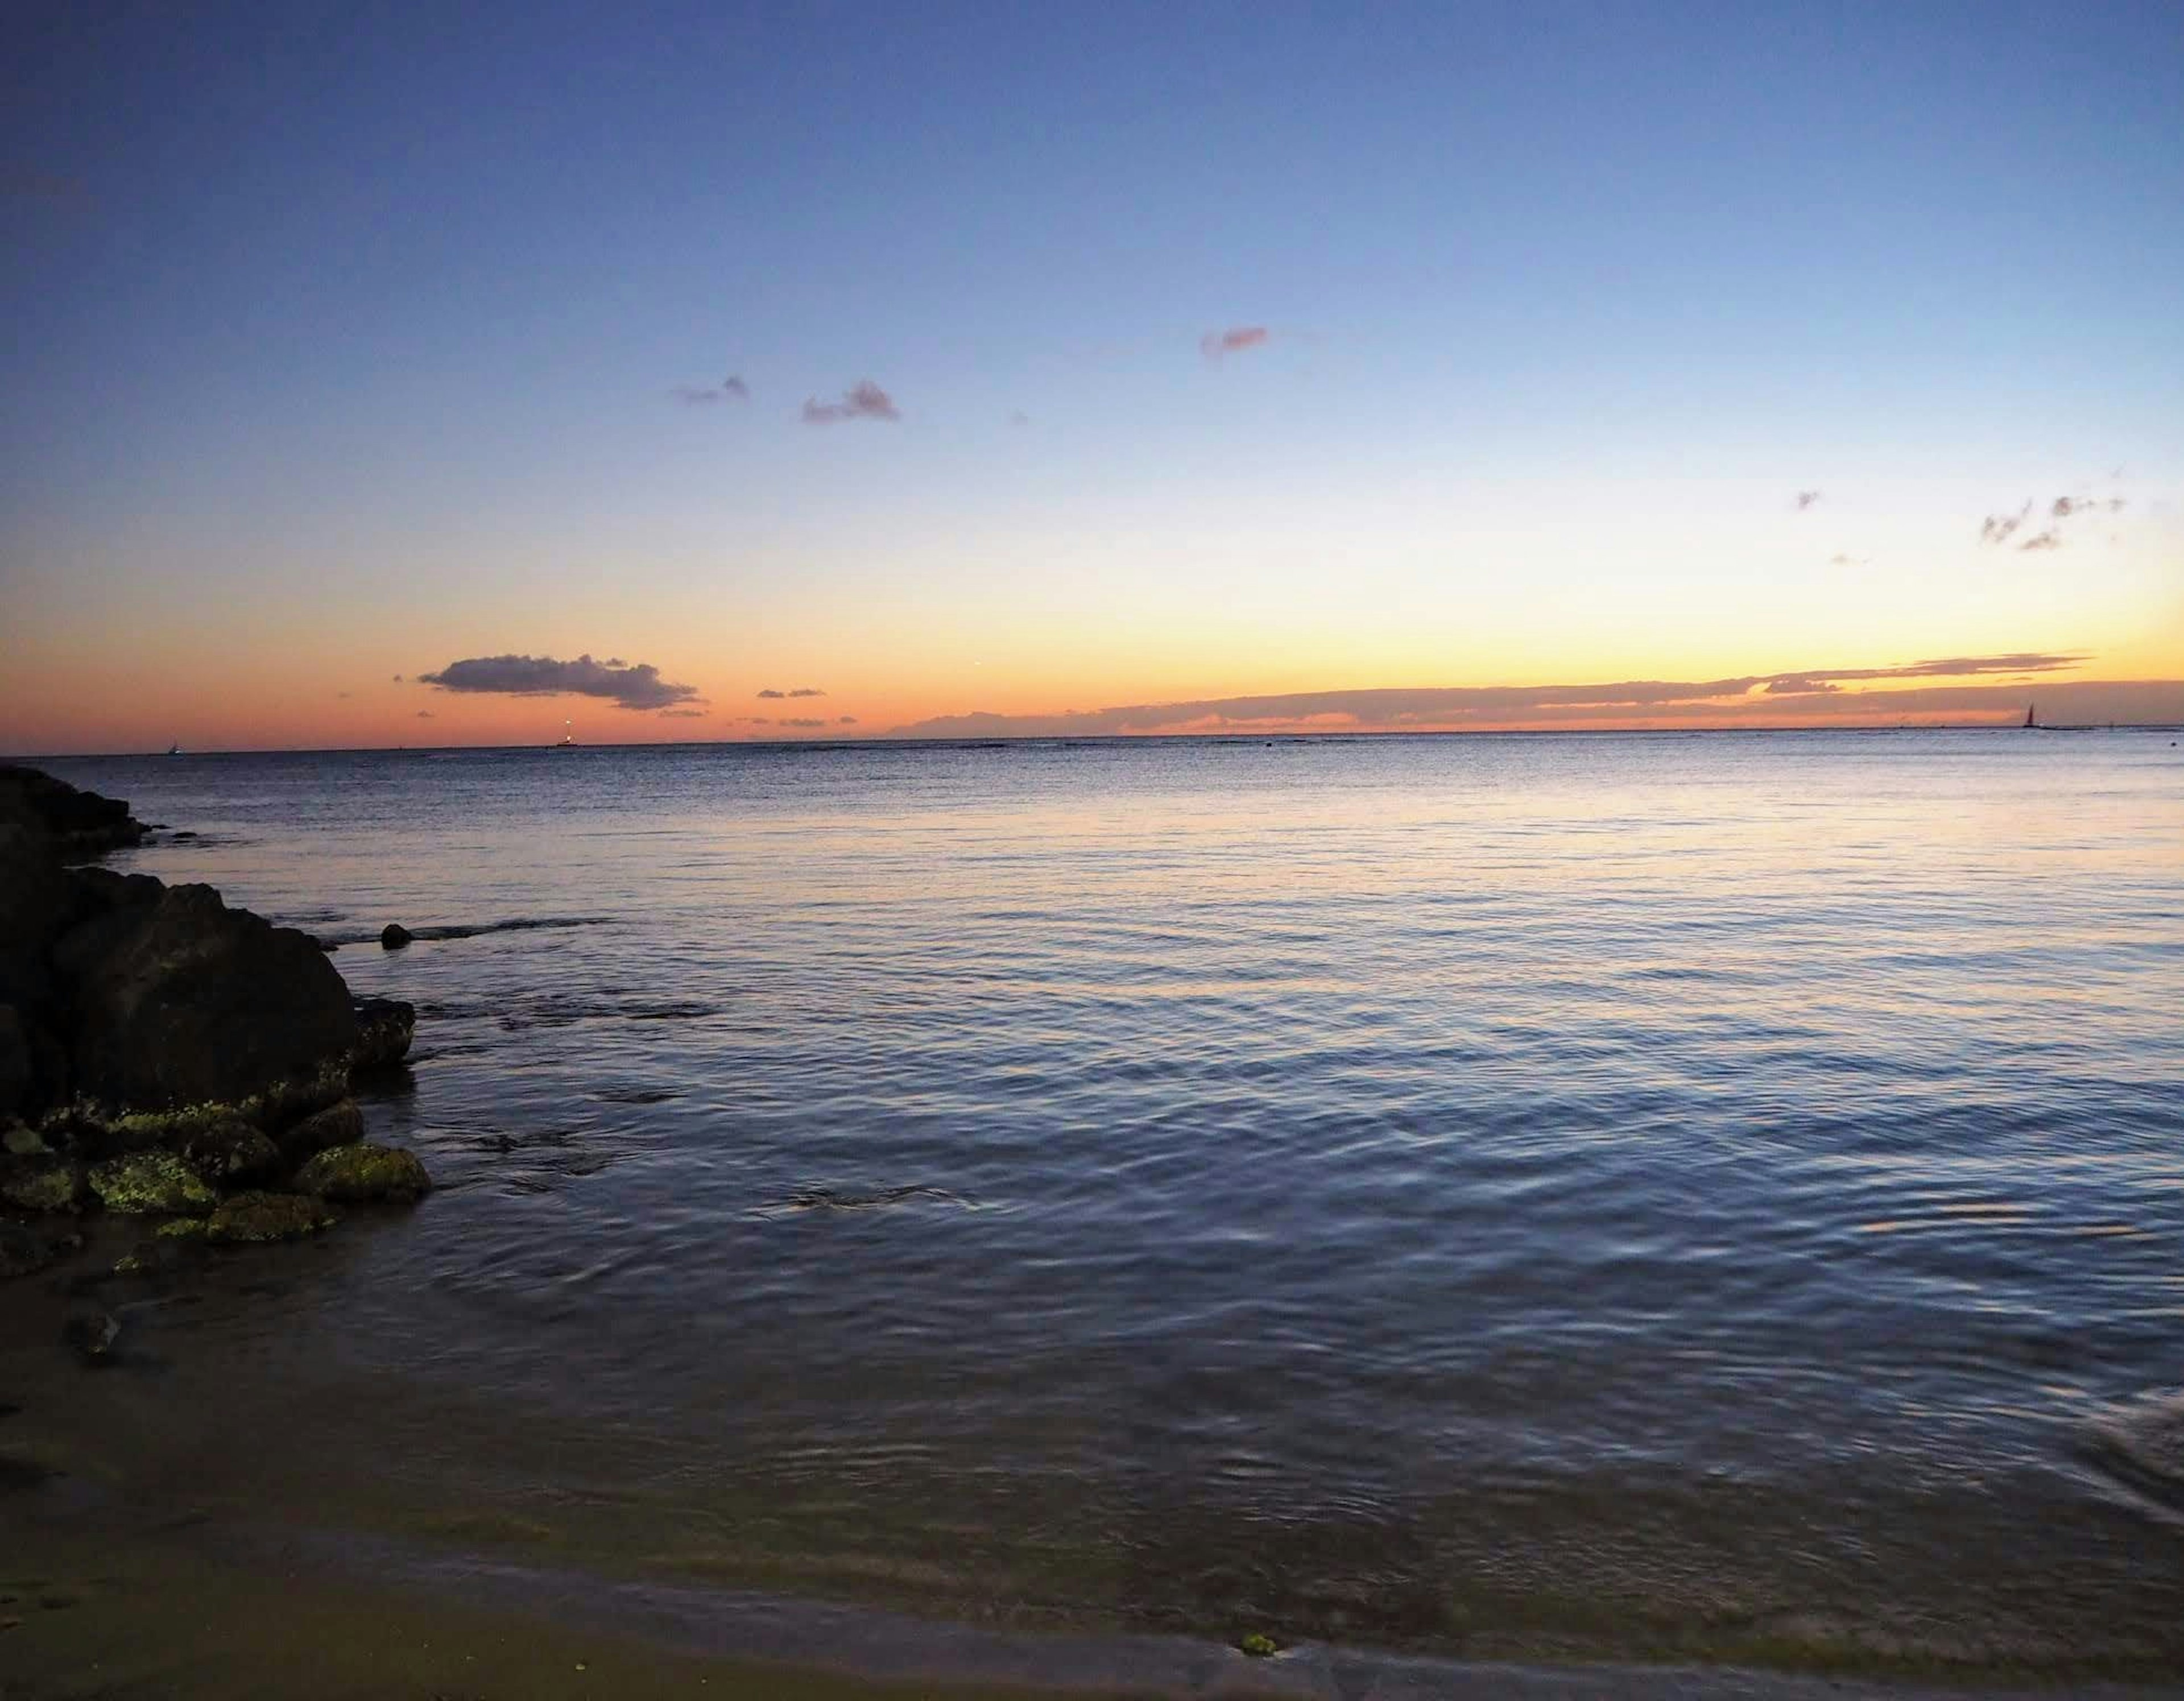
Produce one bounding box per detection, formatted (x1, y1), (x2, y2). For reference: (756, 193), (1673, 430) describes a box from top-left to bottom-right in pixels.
(3, 1), (2180, 752)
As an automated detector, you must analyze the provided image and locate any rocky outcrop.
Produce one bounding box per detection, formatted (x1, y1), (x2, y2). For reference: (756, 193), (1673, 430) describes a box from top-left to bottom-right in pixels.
(57, 882), (359, 1116)
(0, 766), (432, 1276)
(0, 764), (147, 861)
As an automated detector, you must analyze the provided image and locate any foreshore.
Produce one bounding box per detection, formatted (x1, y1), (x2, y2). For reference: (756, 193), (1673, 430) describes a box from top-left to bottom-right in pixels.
(12, 1474), (2180, 1701)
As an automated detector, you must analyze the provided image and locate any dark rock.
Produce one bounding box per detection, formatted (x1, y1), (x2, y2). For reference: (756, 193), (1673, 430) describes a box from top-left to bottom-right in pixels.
(350, 997), (416, 1070)
(0, 1155), (81, 1213)
(55, 882), (359, 1114)
(0, 1006), (27, 1119)
(0, 765), (148, 861)
(0, 826), (69, 954)
(2, 1121), (45, 1157)
(278, 1098), (365, 1159)
(202, 1191), (334, 1244)
(176, 1118), (282, 1187)
(86, 1151), (217, 1215)
(61, 1306), (119, 1361)
(380, 922), (413, 950)
(293, 1141), (432, 1202)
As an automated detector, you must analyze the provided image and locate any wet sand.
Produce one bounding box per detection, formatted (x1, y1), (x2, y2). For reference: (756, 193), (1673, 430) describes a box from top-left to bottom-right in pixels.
(9, 1513), (2181, 1701)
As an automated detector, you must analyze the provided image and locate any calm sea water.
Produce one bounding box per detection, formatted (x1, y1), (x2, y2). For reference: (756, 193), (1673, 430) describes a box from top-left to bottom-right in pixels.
(17, 731), (2184, 1673)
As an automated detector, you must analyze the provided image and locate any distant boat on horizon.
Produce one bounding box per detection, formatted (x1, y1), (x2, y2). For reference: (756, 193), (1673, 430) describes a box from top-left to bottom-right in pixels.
(552, 719), (576, 749)
(166, 742), (180, 756)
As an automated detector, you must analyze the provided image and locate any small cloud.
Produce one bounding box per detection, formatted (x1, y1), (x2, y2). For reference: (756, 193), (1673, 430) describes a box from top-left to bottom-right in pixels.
(392, 673), (405, 682)
(2052, 496), (2080, 518)
(418, 652), (702, 712)
(416, 710), (435, 719)
(787, 687), (825, 698)
(2107, 496), (2127, 512)
(838, 715), (858, 725)
(1009, 409), (1031, 427)
(336, 691), (352, 699)
(1979, 503), (2032, 546)
(1794, 490), (1822, 511)
(658, 707), (708, 719)
(1200, 325), (1270, 361)
(1765, 676), (1842, 694)
(2017, 530), (2062, 552)
(756, 688), (785, 700)
(671, 374), (750, 407)
(777, 717), (828, 728)
(803, 380), (899, 424)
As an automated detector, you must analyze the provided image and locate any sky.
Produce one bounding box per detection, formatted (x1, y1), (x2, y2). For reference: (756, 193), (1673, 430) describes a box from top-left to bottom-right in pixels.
(2, 0), (2181, 752)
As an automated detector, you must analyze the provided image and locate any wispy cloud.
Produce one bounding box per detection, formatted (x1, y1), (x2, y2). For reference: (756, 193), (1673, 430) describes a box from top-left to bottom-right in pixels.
(658, 707), (709, 718)
(416, 710), (435, 719)
(888, 653), (2095, 738)
(758, 686), (826, 700)
(1982, 490), (2128, 548)
(803, 380), (899, 424)
(756, 689), (784, 700)
(1200, 325), (1270, 361)
(671, 374), (749, 405)
(417, 652), (703, 712)
(1980, 503), (2032, 546)
(838, 715), (859, 725)
(1794, 490), (1822, 511)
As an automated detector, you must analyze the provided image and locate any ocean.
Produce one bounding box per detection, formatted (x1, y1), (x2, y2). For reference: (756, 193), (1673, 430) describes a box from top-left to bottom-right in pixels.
(12, 729), (2184, 1677)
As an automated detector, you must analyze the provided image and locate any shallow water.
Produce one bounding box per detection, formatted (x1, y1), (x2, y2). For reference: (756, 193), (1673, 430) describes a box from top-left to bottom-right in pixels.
(10, 731), (2184, 1673)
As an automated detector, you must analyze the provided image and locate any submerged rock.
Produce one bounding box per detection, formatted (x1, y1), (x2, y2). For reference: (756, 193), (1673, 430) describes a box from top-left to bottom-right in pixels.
(61, 1306), (119, 1361)
(380, 922), (413, 950)
(202, 1191), (334, 1244)
(0, 1155), (82, 1213)
(293, 1141), (432, 1202)
(278, 1098), (365, 1160)
(86, 1150), (217, 1216)
(56, 883), (359, 1114)
(176, 1118), (283, 1187)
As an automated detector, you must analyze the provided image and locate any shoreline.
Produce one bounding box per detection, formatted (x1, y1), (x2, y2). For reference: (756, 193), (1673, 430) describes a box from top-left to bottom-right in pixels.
(9, 1488), (2182, 1701)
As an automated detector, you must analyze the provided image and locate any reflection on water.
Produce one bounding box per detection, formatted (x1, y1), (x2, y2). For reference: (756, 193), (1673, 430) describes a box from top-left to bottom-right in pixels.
(8, 731), (2184, 1674)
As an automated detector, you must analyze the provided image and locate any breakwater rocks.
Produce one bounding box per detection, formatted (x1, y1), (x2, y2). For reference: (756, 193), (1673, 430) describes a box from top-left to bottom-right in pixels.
(0, 765), (430, 1285)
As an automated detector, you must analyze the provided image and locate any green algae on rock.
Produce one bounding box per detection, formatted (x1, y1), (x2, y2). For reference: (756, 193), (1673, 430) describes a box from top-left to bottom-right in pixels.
(292, 1141), (431, 1202)
(202, 1191), (335, 1244)
(0, 1155), (81, 1212)
(1238, 1634), (1280, 1658)
(87, 1150), (217, 1216)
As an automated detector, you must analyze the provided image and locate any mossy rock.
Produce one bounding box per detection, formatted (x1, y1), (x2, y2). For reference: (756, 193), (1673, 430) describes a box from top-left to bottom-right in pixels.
(155, 1215), (208, 1241)
(1238, 1633), (1280, 1658)
(202, 1191), (334, 1244)
(293, 1141), (431, 1202)
(2, 1121), (47, 1157)
(87, 1151), (217, 1216)
(176, 1118), (282, 1187)
(0, 1156), (81, 1213)
(276, 1098), (365, 1160)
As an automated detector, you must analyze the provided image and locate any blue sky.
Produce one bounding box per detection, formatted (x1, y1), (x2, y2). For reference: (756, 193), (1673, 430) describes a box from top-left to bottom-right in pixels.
(3, 1), (2180, 749)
